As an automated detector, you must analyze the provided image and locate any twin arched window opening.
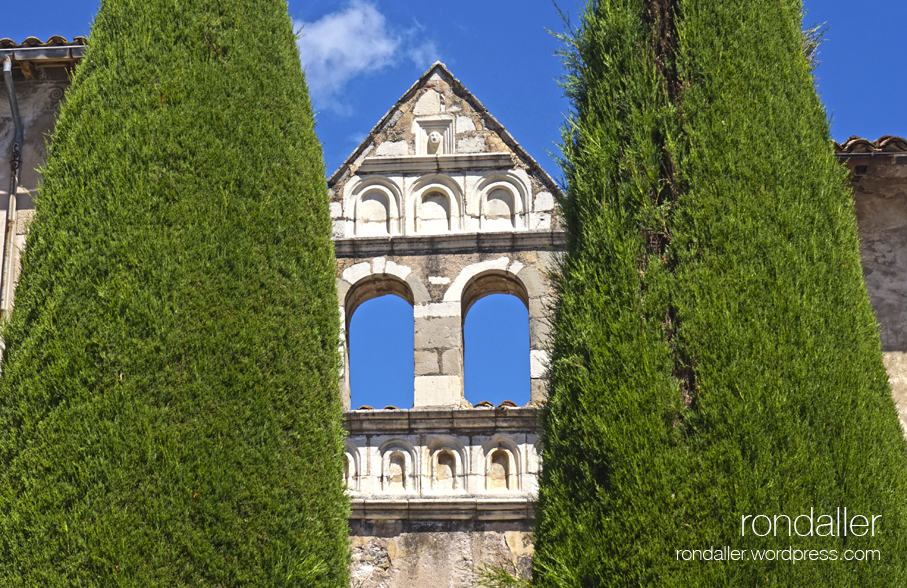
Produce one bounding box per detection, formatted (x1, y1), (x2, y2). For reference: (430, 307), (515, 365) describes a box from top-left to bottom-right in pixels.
(346, 271), (530, 409)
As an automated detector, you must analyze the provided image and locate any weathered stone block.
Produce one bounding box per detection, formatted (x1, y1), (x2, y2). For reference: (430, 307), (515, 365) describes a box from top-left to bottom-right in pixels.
(415, 316), (461, 350)
(517, 266), (549, 299)
(530, 378), (547, 403)
(414, 351), (440, 376)
(457, 136), (486, 153)
(529, 350), (548, 379)
(441, 349), (461, 375)
(529, 317), (551, 346)
(414, 301), (459, 318)
(529, 211), (551, 230)
(342, 261), (371, 285)
(534, 191), (555, 212)
(375, 140), (408, 156)
(336, 278), (351, 305)
(413, 89), (441, 115)
(456, 115), (475, 131)
(883, 351), (907, 434)
(414, 375), (462, 407)
(406, 273), (432, 304)
(528, 296), (551, 320)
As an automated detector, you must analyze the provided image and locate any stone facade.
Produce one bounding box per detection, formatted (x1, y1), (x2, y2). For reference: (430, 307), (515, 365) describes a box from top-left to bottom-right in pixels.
(330, 63), (563, 412)
(3, 44), (907, 588)
(345, 408), (538, 587)
(330, 63), (561, 586)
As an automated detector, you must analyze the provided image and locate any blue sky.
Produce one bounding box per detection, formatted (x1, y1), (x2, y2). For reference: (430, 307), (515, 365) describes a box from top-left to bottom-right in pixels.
(4, 1), (906, 409)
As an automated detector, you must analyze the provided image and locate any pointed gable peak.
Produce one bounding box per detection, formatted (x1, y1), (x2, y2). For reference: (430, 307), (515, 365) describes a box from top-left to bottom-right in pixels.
(328, 64), (559, 197)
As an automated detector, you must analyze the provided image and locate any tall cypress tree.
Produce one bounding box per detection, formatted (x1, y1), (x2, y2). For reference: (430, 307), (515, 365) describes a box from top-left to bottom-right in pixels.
(534, 0), (907, 585)
(0, 1), (348, 586)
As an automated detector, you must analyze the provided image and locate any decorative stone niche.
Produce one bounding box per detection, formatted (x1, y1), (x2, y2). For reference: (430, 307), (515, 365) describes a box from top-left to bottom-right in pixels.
(381, 441), (416, 494)
(345, 453), (355, 489)
(410, 174), (464, 235)
(486, 448), (516, 492)
(386, 452), (407, 491)
(433, 450), (457, 491)
(344, 439), (361, 493)
(351, 179), (402, 237)
(358, 190), (391, 236)
(345, 411), (540, 502)
(478, 175), (528, 232)
(483, 188), (516, 230)
(427, 437), (466, 493)
(415, 116), (455, 155)
(417, 191), (451, 233)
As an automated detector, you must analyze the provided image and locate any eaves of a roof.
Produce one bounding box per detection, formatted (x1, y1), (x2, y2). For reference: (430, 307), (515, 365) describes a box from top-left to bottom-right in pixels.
(0, 36), (87, 49)
(0, 36), (86, 66)
(835, 135), (907, 155)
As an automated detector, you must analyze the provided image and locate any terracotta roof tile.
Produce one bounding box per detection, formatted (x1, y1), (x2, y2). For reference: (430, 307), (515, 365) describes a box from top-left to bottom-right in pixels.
(0, 36), (86, 49)
(835, 135), (907, 154)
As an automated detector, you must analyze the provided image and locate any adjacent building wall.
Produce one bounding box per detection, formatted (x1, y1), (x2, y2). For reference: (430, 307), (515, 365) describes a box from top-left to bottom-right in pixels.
(0, 69), (72, 316)
(840, 138), (907, 431)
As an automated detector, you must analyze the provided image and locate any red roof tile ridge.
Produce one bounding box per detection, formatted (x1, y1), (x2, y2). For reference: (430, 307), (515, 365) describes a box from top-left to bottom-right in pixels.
(0, 36), (87, 49)
(835, 136), (907, 154)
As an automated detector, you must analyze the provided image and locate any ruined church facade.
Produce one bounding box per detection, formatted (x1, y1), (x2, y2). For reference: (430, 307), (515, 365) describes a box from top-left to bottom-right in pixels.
(328, 63), (560, 585)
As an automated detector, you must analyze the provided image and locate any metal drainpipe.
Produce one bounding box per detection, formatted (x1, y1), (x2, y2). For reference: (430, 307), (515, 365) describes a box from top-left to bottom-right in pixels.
(2, 56), (23, 321)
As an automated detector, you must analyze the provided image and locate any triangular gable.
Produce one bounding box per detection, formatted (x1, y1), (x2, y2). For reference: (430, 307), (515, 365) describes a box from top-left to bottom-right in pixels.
(328, 62), (561, 196)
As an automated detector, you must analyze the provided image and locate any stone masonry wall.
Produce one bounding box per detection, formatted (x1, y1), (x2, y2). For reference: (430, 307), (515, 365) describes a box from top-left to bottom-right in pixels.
(349, 520), (534, 588)
(845, 150), (907, 431)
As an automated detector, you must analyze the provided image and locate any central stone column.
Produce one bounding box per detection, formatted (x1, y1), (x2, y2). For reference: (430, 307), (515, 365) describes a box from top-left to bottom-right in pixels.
(413, 301), (464, 406)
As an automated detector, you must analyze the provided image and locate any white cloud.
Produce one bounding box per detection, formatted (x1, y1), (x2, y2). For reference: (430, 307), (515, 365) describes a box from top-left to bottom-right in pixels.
(347, 132), (367, 146)
(406, 40), (440, 69)
(295, 2), (441, 111)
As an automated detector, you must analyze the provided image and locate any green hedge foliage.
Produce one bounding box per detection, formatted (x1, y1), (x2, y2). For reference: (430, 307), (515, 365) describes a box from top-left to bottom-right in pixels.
(0, 1), (348, 585)
(533, 0), (907, 586)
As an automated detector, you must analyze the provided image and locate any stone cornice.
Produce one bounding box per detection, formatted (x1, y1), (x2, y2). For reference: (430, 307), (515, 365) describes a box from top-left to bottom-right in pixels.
(344, 406), (541, 435)
(349, 497), (535, 521)
(356, 153), (515, 174)
(333, 231), (566, 258)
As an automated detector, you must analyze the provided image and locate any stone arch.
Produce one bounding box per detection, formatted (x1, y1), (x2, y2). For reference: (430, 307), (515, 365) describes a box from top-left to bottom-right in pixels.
(443, 257), (525, 304)
(442, 258), (532, 406)
(427, 436), (467, 492)
(343, 274), (416, 410)
(337, 261), (430, 409)
(477, 173), (529, 231)
(344, 439), (361, 492)
(379, 439), (418, 493)
(482, 436), (520, 492)
(412, 174), (464, 233)
(460, 271), (531, 405)
(460, 270), (529, 319)
(344, 274), (414, 337)
(347, 177), (403, 236)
